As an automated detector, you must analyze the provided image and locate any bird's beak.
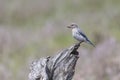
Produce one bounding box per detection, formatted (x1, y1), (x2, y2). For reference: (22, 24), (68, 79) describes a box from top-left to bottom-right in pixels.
(67, 26), (72, 28)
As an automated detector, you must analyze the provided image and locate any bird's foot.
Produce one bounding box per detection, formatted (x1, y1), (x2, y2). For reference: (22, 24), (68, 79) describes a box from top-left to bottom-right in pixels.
(74, 42), (81, 50)
(75, 41), (83, 46)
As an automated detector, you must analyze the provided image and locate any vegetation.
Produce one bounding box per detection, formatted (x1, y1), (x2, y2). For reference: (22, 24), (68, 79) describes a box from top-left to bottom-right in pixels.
(0, 0), (120, 80)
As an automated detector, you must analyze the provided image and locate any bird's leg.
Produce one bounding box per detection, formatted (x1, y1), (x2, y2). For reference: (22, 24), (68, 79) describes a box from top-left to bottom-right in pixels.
(74, 41), (83, 50)
(75, 41), (83, 46)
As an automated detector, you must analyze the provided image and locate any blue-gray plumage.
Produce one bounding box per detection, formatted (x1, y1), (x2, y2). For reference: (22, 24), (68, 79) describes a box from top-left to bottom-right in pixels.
(67, 23), (95, 47)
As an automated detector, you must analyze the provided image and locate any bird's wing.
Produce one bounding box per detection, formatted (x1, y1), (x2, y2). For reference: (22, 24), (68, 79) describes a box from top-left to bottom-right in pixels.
(77, 29), (88, 40)
(77, 29), (95, 47)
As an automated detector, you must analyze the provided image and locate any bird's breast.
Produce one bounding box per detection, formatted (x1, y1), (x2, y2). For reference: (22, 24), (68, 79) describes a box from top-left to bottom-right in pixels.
(72, 29), (78, 36)
(72, 28), (85, 41)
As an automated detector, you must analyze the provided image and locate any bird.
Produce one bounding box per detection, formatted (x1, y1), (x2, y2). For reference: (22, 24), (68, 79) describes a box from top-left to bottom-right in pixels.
(67, 23), (95, 47)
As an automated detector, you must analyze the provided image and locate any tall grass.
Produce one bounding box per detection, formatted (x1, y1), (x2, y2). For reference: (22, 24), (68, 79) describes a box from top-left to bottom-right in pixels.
(0, 0), (120, 80)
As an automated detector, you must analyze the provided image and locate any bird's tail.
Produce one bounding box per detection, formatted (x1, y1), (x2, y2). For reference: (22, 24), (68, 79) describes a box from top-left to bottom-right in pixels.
(86, 39), (95, 47)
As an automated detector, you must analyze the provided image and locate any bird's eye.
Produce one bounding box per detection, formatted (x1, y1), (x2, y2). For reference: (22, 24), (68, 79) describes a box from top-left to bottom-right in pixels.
(71, 24), (74, 26)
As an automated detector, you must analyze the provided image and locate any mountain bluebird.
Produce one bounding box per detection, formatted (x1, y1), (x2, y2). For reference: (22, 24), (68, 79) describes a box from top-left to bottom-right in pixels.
(67, 23), (95, 47)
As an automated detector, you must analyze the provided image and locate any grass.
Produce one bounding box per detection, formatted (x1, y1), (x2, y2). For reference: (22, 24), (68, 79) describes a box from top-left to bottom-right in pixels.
(0, 0), (120, 80)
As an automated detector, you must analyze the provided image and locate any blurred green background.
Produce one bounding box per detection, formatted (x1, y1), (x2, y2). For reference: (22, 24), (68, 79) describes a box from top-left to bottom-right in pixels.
(0, 0), (120, 80)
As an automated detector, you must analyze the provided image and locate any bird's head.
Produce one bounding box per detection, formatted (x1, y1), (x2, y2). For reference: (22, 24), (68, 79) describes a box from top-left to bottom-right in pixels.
(67, 23), (78, 29)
